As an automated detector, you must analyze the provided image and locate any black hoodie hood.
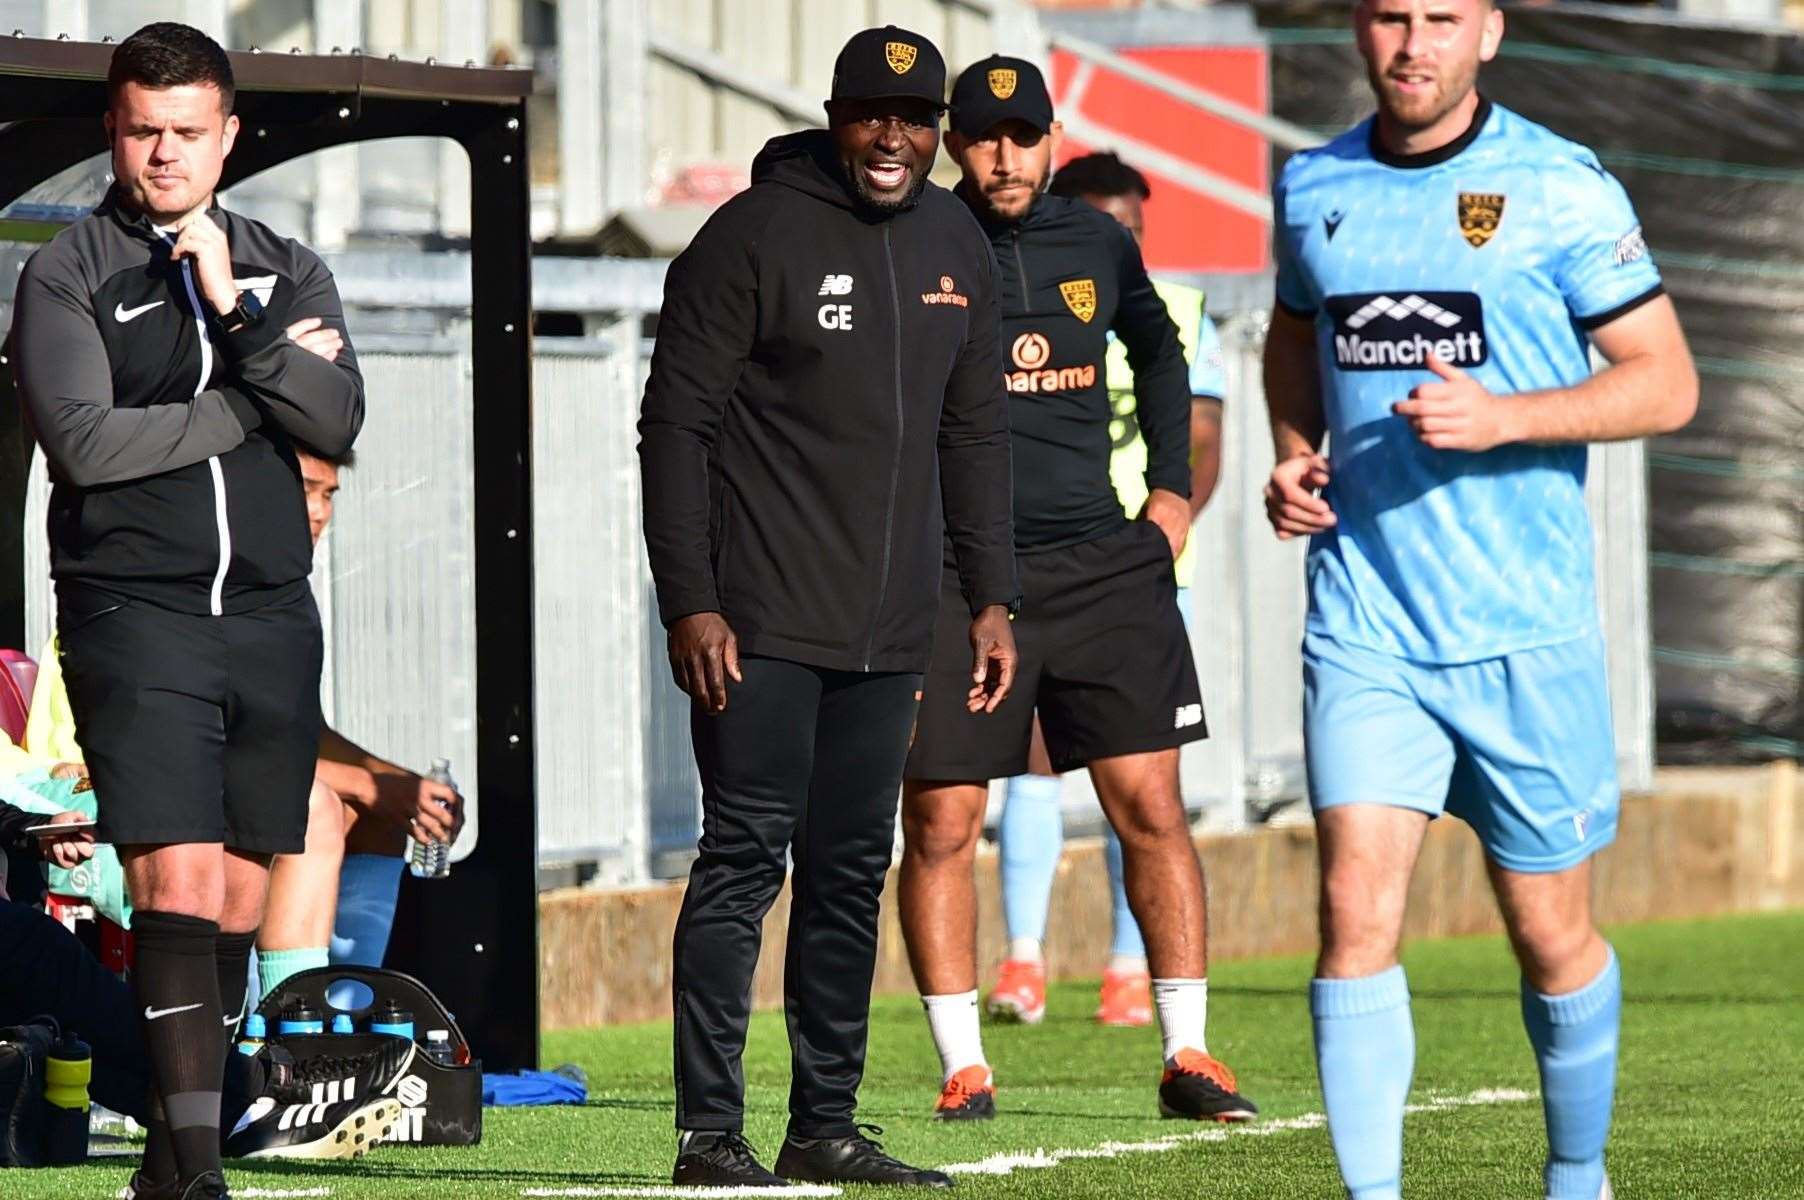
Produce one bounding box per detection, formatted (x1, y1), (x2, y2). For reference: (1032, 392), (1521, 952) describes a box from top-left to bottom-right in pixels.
(751, 130), (859, 211)
(639, 121), (1018, 674)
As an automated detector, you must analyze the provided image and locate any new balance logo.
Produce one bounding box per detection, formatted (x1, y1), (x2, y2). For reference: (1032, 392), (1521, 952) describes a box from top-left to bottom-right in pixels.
(114, 300), (164, 323)
(1174, 703), (1203, 730)
(817, 274), (853, 296)
(1324, 291), (1488, 372)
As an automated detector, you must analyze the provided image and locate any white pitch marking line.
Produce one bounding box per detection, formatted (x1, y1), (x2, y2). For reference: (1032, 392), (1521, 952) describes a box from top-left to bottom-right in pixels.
(938, 1087), (1535, 1176)
(233, 1191), (335, 1198)
(522, 1188), (841, 1198)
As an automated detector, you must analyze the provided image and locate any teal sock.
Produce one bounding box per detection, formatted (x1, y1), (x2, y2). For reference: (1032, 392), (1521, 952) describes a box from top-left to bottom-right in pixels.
(1523, 947), (1620, 1200)
(1312, 966), (1414, 1200)
(257, 946), (329, 996)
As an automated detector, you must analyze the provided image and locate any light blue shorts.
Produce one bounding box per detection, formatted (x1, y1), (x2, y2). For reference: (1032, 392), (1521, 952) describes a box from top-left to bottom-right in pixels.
(1303, 629), (1618, 873)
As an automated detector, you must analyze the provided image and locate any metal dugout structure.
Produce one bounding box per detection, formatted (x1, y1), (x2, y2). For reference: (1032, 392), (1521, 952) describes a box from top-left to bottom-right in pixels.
(0, 38), (540, 1071)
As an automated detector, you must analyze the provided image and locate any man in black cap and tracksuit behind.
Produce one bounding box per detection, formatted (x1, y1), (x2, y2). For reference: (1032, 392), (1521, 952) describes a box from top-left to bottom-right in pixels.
(898, 57), (1258, 1125)
(639, 25), (1019, 1189)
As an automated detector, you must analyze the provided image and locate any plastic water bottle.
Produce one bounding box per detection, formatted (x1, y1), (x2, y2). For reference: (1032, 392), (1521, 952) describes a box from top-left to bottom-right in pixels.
(370, 1000), (414, 1042)
(277, 1001), (324, 1036)
(42, 1030), (90, 1164)
(423, 1029), (457, 1066)
(237, 1012), (267, 1057)
(407, 758), (457, 880)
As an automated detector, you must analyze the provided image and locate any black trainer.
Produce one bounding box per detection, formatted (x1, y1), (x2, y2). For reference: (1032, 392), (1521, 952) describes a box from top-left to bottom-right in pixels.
(121, 1169), (228, 1200)
(220, 1037), (415, 1160)
(181, 1173), (231, 1199)
(1157, 1049), (1258, 1123)
(222, 1089), (401, 1161)
(775, 1125), (953, 1188)
(266, 1037), (419, 1106)
(671, 1130), (788, 1187)
(121, 1172), (180, 1200)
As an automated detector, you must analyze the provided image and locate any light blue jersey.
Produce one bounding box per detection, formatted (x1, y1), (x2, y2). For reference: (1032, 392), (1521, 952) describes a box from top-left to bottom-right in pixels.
(1275, 99), (1663, 663)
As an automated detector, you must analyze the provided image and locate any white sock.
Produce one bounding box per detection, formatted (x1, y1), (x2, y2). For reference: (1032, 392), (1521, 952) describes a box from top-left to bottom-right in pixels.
(1153, 977), (1209, 1061)
(1007, 936), (1043, 963)
(921, 991), (987, 1082)
(1108, 953), (1148, 975)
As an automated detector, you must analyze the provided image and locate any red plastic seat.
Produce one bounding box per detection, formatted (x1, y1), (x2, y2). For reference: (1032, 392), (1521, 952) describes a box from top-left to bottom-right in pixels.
(0, 648), (35, 747)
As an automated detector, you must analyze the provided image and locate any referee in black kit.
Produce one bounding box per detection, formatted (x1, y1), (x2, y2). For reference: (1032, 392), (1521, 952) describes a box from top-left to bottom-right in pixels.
(11, 23), (362, 1200)
(639, 25), (1019, 1190)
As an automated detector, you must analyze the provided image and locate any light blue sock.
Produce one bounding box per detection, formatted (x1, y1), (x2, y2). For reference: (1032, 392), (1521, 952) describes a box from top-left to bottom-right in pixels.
(1103, 828), (1146, 959)
(1312, 966), (1414, 1200)
(330, 853), (405, 967)
(998, 774), (1064, 945)
(1522, 947), (1620, 1200)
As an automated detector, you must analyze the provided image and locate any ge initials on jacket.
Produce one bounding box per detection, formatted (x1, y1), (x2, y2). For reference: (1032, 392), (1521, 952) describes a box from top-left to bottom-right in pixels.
(639, 130), (1017, 674)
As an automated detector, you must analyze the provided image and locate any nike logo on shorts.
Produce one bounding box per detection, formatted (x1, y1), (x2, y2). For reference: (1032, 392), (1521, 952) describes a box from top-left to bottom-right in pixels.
(114, 300), (165, 323)
(144, 1002), (203, 1021)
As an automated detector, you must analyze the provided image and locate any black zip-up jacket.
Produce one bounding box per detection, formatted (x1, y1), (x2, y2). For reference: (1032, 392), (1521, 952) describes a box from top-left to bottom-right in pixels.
(974, 190), (1191, 551)
(12, 191), (364, 615)
(639, 130), (1017, 674)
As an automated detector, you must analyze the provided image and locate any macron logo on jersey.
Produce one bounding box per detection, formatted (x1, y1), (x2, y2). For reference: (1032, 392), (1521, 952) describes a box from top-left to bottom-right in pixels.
(1325, 291), (1488, 372)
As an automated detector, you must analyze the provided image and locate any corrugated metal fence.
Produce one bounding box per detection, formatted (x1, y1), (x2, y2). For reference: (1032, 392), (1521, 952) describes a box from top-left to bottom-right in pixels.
(20, 309), (1655, 882)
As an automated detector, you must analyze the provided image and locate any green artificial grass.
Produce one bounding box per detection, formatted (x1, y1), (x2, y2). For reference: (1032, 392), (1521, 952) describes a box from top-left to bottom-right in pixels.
(24, 910), (1804, 1198)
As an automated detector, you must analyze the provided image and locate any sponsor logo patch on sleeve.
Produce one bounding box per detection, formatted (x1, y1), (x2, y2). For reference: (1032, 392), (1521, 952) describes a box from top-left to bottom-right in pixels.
(1612, 225), (1648, 267)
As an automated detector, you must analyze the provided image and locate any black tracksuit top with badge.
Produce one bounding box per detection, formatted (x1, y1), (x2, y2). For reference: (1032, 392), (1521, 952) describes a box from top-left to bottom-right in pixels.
(974, 190), (1191, 551)
(12, 193), (364, 616)
(638, 129), (1017, 675)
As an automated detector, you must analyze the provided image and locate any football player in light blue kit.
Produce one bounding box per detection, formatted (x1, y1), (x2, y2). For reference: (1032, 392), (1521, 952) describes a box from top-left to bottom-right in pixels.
(1263, 1), (1698, 1198)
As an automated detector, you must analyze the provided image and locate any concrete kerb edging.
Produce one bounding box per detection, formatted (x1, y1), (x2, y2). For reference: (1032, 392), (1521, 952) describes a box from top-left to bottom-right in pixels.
(537, 765), (1802, 1030)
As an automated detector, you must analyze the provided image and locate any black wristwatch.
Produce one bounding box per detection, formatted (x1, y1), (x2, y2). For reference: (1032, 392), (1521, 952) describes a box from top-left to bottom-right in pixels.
(216, 290), (264, 335)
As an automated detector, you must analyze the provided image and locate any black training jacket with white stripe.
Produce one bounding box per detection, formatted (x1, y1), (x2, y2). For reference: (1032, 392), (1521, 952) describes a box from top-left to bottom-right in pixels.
(12, 189), (364, 615)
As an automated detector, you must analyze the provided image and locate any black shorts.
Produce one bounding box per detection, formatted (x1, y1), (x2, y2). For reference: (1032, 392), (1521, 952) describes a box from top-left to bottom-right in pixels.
(906, 521), (1206, 779)
(56, 583), (324, 855)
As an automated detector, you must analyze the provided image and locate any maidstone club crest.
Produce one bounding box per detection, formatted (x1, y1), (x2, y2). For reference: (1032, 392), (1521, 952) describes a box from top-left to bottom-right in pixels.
(885, 41), (917, 74)
(1458, 192), (1506, 248)
(987, 68), (1017, 99)
(1059, 278), (1097, 323)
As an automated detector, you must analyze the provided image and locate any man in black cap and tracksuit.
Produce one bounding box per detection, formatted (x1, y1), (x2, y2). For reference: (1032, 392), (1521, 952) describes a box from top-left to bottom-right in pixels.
(639, 24), (1020, 1189)
(898, 57), (1258, 1125)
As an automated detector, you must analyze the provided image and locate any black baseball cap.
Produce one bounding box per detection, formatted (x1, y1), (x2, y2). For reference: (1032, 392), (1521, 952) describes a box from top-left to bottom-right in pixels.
(829, 25), (947, 109)
(950, 56), (1054, 138)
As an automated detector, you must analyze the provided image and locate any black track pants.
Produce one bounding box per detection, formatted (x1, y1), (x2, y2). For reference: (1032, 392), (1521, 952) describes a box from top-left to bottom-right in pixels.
(671, 656), (921, 1139)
